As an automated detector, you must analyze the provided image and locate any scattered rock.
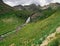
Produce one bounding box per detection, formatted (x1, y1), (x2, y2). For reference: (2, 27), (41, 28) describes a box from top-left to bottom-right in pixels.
(9, 43), (15, 46)
(40, 32), (56, 46)
(56, 27), (60, 33)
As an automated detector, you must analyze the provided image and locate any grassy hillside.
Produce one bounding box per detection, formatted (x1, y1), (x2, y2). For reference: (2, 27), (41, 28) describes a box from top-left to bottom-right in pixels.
(0, 9), (60, 46)
(0, 14), (24, 35)
(0, 1), (25, 35)
(0, 1), (60, 46)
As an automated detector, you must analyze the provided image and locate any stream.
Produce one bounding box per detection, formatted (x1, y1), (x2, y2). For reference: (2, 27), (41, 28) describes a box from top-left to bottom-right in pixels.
(0, 17), (31, 40)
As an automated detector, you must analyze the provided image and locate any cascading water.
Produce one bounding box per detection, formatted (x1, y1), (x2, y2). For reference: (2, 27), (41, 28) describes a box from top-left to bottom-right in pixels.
(26, 17), (31, 24)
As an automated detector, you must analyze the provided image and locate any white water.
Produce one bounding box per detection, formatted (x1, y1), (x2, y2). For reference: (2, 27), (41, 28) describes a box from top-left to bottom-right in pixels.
(26, 17), (30, 24)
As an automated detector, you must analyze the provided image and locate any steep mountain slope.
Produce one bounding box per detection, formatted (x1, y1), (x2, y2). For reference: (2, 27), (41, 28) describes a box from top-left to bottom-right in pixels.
(41, 3), (60, 10)
(14, 3), (60, 22)
(0, 1), (60, 46)
(0, 7), (60, 46)
(0, 0), (25, 35)
(14, 5), (25, 10)
(14, 4), (41, 11)
(0, 0), (13, 14)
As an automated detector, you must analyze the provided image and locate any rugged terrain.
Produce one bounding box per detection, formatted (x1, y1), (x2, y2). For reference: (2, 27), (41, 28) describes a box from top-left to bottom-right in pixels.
(0, 0), (60, 46)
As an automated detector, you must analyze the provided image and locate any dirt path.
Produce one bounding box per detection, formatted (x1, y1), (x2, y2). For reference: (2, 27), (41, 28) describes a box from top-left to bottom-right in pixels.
(40, 32), (56, 46)
(40, 27), (60, 46)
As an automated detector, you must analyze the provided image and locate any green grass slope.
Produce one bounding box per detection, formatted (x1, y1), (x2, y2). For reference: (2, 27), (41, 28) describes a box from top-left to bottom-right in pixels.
(0, 9), (60, 46)
(0, 14), (24, 35)
(0, 1), (25, 35)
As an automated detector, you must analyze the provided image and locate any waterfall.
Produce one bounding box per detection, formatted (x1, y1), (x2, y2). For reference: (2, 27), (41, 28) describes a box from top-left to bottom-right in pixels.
(26, 17), (30, 24)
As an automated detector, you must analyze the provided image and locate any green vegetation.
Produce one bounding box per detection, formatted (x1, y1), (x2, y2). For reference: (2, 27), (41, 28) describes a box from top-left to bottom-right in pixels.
(0, 1), (60, 46)
(0, 1), (25, 35)
(36, 7), (56, 21)
(0, 13), (24, 35)
(0, 9), (60, 46)
(47, 33), (60, 46)
(15, 10), (33, 20)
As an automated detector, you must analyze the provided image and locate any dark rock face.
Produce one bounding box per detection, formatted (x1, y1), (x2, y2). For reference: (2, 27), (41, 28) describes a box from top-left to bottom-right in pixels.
(41, 3), (60, 10)
(14, 4), (41, 11)
(24, 4), (41, 11)
(0, 0), (13, 14)
(0, 0), (3, 3)
(30, 12), (43, 22)
(0, 0), (4, 4)
(14, 5), (26, 10)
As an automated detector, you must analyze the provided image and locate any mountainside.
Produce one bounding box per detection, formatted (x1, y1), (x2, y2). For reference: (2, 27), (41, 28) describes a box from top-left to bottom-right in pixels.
(0, 1), (60, 46)
(0, 7), (60, 46)
(14, 4), (41, 11)
(0, 0), (25, 35)
(14, 3), (60, 22)
(14, 5), (25, 10)
(0, 0), (14, 14)
(14, 3), (60, 10)
(41, 3), (60, 10)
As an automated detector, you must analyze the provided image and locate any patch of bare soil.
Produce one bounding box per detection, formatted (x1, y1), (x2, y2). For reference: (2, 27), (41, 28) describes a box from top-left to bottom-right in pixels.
(9, 43), (15, 46)
(40, 27), (60, 46)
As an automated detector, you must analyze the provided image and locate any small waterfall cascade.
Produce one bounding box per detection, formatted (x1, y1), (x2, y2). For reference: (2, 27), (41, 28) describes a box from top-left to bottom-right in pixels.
(25, 17), (30, 24)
